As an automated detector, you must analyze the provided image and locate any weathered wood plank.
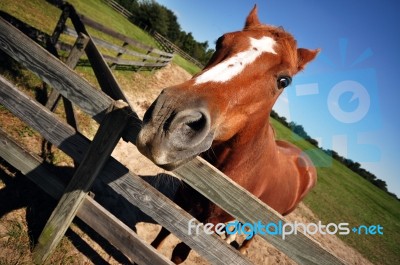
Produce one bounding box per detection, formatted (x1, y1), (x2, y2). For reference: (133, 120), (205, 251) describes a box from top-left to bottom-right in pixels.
(44, 89), (62, 111)
(33, 100), (130, 263)
(0, 17), (141, 142)
(68, 7), (144, 142)
(0, 129), (64, 199)
(64, 33), (90, 67)
(104, 0), (133, 18)
(0, 17), (111, 120)
(0, 129), (174, 265)
(0, 76), (252, 265)
(61, 33), (90, 132)
(62, 27), (173, 62)
(68, 7), (131, 105)
(76, 12), (171, 57)
(103, 54), (169, 68)
(50, 4), (70, 45)
(111, 41), (129, 69)
(79, 197), (175, 265)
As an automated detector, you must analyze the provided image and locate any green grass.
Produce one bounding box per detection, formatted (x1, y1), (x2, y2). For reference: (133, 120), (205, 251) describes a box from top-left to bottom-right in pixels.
(69, 0), (158, 47)
(271, 118), (400, 264)
(173, 55), (202, 75)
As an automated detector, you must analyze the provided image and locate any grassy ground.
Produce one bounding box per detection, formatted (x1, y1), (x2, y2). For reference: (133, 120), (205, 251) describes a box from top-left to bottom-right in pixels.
(0, 0), (399, 264)
(271, 118), (400, 264)
(173, 54), (201, 75)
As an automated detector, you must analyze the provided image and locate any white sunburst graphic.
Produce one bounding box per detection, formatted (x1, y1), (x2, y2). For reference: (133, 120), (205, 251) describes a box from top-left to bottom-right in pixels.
(287, 38), (381, 166)
(324, 39), (374, 124)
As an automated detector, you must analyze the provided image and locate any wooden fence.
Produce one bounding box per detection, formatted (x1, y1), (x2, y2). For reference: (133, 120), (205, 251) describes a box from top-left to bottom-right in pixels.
(59, 12), (174, 70)
(103, 0), (133, 19)
(0, 2), (346, 265)
(1, 4), (174, 71)
(102, 0), (205, 69)
(152, 31), (205, 68)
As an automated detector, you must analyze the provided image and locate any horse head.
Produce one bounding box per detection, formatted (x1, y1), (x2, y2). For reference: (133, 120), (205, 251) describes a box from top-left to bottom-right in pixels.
(137, 6), (319, 170)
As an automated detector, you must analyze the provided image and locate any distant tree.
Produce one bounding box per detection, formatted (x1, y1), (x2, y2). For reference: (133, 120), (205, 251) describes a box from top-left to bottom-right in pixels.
(116, 0), (214, 64)
(387, 191), (400, 200)
(270, 110), (290, 128)
(164, 9), (181, 42)
(349, 161), (361, 172)
(307, 138), (319, 147)
(372, 179), (388, 192)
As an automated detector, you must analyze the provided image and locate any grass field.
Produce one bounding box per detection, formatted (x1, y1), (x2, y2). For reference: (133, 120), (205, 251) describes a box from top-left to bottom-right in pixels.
(0, 0), (399, 264)
(271, 118), (400, 264)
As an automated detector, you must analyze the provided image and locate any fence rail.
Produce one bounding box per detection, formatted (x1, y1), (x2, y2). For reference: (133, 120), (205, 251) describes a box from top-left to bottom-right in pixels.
(102, 0), (205, 69)
(103, 0), (133, 19)
(152, 31), (205, 68)
(0, 2), (346, 265)
(0, 5), (174, 72)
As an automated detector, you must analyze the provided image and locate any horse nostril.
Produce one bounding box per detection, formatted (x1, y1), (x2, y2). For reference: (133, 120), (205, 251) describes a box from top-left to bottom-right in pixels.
(185, 113), (207, 132)
(168, 109), (211, 149)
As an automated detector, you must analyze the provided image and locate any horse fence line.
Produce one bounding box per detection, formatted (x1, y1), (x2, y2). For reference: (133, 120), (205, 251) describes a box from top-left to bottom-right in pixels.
(102, 0), (205, 69)
(0, 4), (174, 72)
(152, 31), (205, 68)
(103, 0), (133, 19)
(0, 2), (346, 265)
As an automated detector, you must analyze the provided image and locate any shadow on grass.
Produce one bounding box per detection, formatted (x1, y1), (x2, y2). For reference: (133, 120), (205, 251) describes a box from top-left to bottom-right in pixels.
(0, 160), (131, 264)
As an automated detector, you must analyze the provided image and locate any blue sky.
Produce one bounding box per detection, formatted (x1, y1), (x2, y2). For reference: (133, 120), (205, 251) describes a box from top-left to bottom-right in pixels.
(155, 0), (400, 196)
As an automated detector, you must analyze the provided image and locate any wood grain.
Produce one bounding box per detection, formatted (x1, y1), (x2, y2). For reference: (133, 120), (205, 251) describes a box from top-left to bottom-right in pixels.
(63, 27), (173, 62)
(33, 101), (129, 263)
(0, 17), (111, 120)
(0, 129), (174, 265)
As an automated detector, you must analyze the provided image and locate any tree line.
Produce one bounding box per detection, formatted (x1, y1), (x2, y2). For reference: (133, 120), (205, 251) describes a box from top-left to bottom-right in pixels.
(270, 110), (399, 200)
(115, 0), (214, 65)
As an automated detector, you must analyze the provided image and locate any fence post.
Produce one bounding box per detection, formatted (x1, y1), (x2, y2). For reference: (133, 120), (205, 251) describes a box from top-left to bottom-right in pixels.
(43, 33), (89, 163)
(32, 100), (130, 264)
(110, 41), (128, 69)
(50, 4), (70, 45)
(45, 33), (89, 121)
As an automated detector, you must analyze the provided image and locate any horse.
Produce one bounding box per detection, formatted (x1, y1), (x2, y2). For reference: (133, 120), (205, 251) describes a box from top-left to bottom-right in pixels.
(137, 5), (319, 263)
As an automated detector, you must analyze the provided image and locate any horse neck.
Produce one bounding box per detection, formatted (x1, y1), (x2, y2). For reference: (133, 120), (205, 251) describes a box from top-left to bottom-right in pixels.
(205, 116), (279, 184)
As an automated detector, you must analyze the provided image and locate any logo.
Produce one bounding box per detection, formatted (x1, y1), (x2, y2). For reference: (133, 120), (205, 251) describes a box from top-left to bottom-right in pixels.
(287, 38), (381, 166)
(188, 218), (384, 240)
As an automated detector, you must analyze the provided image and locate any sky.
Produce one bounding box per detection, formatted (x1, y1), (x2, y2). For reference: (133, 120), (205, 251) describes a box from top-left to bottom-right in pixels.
(154, 0), (400, 196)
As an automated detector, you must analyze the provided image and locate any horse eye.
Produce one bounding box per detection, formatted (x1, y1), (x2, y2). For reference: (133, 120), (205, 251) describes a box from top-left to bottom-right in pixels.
(277, 76), (292, 89)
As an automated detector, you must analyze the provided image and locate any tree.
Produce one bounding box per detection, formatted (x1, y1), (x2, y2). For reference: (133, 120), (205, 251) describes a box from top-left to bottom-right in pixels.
(116, 0), (213, 64)
(372, 179), (388, 192)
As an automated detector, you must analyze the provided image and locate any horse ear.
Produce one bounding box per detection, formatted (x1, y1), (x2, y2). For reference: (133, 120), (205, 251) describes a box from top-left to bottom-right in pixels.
(244, 5), (261, 29)
(297, 48), (320, 71)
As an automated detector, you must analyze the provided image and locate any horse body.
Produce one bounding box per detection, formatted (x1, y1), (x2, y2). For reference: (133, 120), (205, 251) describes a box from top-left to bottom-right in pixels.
(137, 5), (318, 262)
(204, 125), (316, 224)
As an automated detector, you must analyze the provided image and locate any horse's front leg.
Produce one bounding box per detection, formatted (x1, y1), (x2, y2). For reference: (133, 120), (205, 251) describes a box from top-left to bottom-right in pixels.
(239, 237), (254, 254)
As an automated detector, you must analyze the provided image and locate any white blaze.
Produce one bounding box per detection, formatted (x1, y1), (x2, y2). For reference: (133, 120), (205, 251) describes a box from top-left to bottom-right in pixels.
(194, 36), (277, 85)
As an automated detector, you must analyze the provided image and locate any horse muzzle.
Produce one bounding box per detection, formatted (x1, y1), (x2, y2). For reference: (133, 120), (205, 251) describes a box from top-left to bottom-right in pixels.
(136, 89), (214, 170)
